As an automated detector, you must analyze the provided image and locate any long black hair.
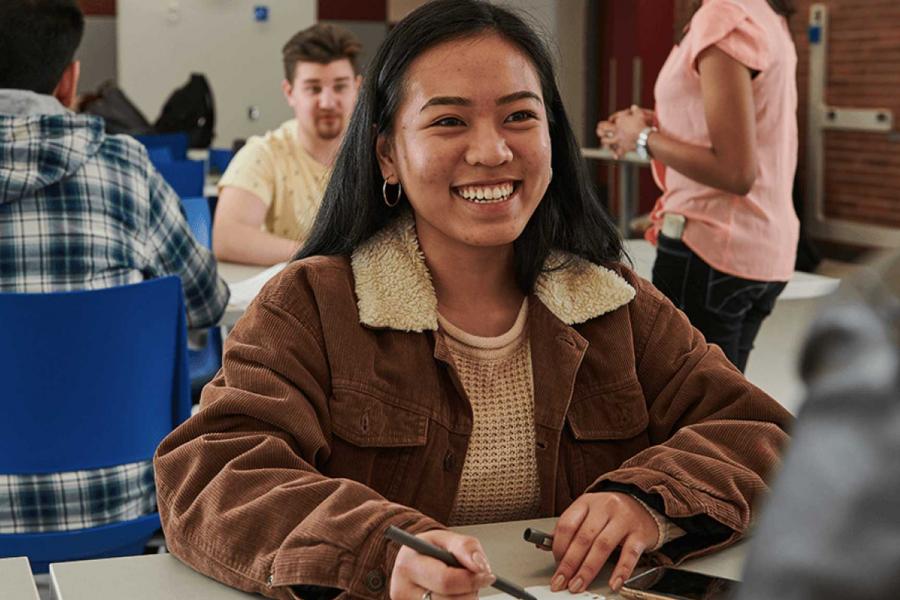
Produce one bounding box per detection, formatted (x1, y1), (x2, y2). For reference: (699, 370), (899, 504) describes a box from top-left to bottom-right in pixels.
(297, 0), (623, 294)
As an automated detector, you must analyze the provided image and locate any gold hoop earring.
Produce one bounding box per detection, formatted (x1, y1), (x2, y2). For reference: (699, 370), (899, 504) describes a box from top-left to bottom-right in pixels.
(383, 180), (402, 207)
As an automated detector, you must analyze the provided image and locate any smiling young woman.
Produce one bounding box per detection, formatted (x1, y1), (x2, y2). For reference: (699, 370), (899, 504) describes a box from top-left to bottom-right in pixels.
(374, 32), (553, 336)
(154, 2), (792, 599)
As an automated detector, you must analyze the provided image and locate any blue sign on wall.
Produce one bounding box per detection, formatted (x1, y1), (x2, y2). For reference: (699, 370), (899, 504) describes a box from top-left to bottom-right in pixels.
(808, 25), (821, 44)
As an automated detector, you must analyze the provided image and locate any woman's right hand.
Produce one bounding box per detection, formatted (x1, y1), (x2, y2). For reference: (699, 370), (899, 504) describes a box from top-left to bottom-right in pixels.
(390, 530), (497, 600)
(596, 120), (617, 148)
(597, 106), (657, 158)
(597, 107), (657, 151)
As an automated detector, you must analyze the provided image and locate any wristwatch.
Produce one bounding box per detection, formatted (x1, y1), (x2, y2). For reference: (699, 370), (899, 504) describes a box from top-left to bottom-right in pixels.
(636, 126), (658, 160)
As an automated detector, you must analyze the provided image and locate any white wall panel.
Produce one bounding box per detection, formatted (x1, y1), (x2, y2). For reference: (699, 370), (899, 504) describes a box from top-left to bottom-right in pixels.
(118, 0), (316, 146)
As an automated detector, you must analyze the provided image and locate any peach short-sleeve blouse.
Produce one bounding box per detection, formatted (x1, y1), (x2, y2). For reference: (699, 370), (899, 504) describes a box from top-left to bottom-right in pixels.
(646, 0), (799, 281)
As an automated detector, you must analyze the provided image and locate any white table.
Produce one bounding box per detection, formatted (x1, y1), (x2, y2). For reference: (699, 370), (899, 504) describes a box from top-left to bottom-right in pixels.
(221, 243), (840, 304)
(1, 557), (40, 600)
(622, 239), (840, 300)
(219, 261), (268, 285)
(218, 244), (839, 329)
(49, 553), (250, 600)
(49, 518), (746, 600)
(456, 518), (745, 596)
(218, 261), (283, 328)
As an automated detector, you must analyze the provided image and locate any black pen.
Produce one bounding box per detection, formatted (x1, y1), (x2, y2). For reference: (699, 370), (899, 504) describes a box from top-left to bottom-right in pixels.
(385, 525), (537, 600)
(523, 527), (554, 551)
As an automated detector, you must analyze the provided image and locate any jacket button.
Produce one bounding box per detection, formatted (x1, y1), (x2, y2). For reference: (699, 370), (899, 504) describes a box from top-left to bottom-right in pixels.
(365, 569), (385, 592)
(443, 450), (455, 472)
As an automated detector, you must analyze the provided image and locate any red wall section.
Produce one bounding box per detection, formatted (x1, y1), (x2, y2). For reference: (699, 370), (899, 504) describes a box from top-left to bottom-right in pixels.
(318, 0), (386, 21)
(79, 0), (115, 16)
(596, 0), (676, 217)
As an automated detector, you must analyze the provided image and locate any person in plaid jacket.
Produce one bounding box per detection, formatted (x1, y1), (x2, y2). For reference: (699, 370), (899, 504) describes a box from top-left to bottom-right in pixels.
(0, 0), (229, 533)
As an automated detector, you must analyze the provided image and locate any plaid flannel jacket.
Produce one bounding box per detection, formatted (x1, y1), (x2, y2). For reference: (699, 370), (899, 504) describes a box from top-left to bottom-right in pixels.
(0, 90), (229, 533)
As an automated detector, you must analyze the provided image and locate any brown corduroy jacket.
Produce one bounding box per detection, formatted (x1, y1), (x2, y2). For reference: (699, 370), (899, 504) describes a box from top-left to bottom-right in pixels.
(154, 215), (792, 600)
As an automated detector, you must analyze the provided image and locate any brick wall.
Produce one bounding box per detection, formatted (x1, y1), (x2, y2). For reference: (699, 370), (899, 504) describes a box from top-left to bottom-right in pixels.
(674, 0), (900, 235)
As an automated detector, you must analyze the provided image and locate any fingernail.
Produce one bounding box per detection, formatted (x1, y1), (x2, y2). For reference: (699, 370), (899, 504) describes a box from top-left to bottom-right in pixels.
(612, 577), (624, 592)
(479, 573), (497, 587)
(471, 551), (491, 573)
(568, 577), (584, 593)
(551, 574), (566, 591)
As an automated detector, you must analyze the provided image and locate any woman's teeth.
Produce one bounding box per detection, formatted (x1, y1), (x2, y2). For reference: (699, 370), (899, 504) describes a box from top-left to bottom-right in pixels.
(455, 182), (515, 204)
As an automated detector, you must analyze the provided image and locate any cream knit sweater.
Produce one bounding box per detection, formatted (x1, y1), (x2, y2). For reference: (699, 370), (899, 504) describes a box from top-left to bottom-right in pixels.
(440, 300), (541, 526)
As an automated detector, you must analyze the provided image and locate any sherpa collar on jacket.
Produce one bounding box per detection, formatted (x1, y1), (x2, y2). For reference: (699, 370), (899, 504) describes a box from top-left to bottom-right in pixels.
(350, 212), (635, 332)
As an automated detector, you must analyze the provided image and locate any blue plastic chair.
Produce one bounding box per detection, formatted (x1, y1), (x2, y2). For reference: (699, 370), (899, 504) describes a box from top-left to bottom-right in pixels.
(156, 159), (205, 198)
(208, 147), (234, 175)
(134, 132), (189, 161)
(181, 196), (223, 395)
(146, 146), (174, 167)
(0, 276), (191, 572)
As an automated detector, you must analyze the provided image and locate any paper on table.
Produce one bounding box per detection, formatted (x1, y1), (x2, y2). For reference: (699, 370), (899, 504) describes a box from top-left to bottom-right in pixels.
(226, 262), (287, 310)
(488, 587), (610, 600)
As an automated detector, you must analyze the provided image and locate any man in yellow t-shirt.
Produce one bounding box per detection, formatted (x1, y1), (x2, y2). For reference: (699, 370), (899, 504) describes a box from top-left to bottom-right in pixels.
(213, 24), (362, 265)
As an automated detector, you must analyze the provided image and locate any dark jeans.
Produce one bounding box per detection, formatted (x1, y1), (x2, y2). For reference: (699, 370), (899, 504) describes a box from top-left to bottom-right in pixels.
(651, 234), (787, 372)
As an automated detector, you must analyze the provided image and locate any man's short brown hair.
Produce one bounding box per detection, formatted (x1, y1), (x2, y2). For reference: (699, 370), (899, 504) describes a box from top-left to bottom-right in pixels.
(282, 23), (362, 82)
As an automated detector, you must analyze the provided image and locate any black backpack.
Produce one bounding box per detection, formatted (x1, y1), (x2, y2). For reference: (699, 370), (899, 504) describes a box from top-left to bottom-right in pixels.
(154, 73), (215, 148)
(80, 80), (153, 136)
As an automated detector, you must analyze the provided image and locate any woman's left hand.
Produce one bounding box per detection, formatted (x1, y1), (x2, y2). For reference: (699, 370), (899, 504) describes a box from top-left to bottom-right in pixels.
(548, 492), (659, 594)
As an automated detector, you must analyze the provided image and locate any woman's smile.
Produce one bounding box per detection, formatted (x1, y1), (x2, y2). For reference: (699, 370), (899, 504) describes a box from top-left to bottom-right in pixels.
(452, 180), (520, 205)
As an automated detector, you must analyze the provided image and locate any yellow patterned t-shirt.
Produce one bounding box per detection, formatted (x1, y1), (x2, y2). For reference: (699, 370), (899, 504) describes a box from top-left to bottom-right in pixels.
(218, 119), (329, 242)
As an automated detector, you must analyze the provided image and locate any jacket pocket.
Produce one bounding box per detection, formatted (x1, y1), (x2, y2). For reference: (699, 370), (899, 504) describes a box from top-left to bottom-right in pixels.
(330, 387), (429, 448)
(566, 379), (649, 440)
(563, 380), (651, 495)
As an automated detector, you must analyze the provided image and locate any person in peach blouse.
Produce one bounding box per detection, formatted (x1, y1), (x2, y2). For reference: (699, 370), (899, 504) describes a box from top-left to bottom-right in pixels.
(597, 0), (798, 372)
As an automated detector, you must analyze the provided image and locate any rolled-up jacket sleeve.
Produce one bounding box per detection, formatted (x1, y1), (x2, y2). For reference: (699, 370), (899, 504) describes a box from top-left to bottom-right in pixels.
(153, 268), (441, 599)
(593, 277), (793, 562)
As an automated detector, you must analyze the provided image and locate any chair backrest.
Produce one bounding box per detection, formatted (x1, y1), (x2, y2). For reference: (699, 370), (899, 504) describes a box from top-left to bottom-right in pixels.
(181, 196), (212, 248)
(179, 196), (223, 395)
(147, 146), (174, 167)
(134, 132), (189, 161)
(208, 147), (234, 175)
(0, 276), (191, 474)
(156, 159), (205, 198)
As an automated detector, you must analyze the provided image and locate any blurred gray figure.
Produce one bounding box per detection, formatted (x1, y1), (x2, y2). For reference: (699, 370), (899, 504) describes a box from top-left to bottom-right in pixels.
(736, 251), (900, 600)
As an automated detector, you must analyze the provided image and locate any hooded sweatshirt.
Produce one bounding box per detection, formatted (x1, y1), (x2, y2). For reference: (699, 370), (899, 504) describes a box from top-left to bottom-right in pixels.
(0, 89), (228, 328)
(0, 90), (227, 534)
